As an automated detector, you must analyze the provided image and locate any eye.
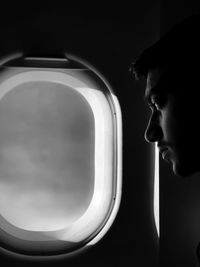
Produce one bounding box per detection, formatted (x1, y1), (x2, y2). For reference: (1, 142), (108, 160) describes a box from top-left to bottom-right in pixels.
(151, 94), (165, 110)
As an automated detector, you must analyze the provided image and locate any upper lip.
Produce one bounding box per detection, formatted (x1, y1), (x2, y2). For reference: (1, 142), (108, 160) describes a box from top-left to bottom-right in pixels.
(157, 145), (169, 154)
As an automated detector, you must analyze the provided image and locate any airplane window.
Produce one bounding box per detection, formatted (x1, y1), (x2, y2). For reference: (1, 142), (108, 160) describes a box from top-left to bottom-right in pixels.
(0, 54), (122, 257)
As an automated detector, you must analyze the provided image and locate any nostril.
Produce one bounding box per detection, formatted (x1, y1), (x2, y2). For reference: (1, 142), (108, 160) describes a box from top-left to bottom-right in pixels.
(144, 128), (154, 143)
(144, 123), (162, 143)
(144, 121), (154, 143)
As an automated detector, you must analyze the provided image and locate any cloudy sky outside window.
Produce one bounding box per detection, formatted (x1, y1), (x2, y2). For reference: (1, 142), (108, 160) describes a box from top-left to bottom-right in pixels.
(0, 81), (95, 231)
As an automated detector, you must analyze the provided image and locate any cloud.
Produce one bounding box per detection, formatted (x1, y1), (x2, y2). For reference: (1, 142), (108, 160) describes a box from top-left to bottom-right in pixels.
(0, 81), (95, 231)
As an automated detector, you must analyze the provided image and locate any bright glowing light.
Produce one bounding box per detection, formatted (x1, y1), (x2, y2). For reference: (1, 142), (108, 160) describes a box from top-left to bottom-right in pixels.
(154, 143), (159, 237)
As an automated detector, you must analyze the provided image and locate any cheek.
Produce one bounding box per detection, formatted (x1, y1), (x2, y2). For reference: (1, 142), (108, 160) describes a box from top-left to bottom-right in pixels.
(161, 108), (178, 141)
(164, 101), (199, 150)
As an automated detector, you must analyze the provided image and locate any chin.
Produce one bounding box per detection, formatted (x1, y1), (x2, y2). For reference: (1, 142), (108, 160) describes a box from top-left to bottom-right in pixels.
(172, 160), (199, 178)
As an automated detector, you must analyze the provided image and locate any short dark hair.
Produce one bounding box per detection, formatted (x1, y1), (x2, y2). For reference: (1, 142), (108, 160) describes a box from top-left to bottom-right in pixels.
(130, 13), (200, 81)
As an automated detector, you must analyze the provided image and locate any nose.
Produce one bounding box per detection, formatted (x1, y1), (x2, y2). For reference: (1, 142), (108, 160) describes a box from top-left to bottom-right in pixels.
(144, 113), (163, 143)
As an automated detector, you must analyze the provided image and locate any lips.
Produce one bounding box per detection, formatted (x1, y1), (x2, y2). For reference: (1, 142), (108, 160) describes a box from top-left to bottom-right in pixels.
(158, 146), (170, 161)
(161, 149), (169, 160)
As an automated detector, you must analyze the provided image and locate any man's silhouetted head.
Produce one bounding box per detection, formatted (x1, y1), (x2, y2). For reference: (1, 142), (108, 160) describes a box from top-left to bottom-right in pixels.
(130, 13), (200, 177)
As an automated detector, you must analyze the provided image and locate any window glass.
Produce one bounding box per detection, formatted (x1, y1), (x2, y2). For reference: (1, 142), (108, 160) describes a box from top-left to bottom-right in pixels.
(0, 56), (122, 257)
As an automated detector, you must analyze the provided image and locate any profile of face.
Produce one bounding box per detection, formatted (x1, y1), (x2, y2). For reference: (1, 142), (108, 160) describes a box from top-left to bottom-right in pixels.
(145, 68), (200, 177)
